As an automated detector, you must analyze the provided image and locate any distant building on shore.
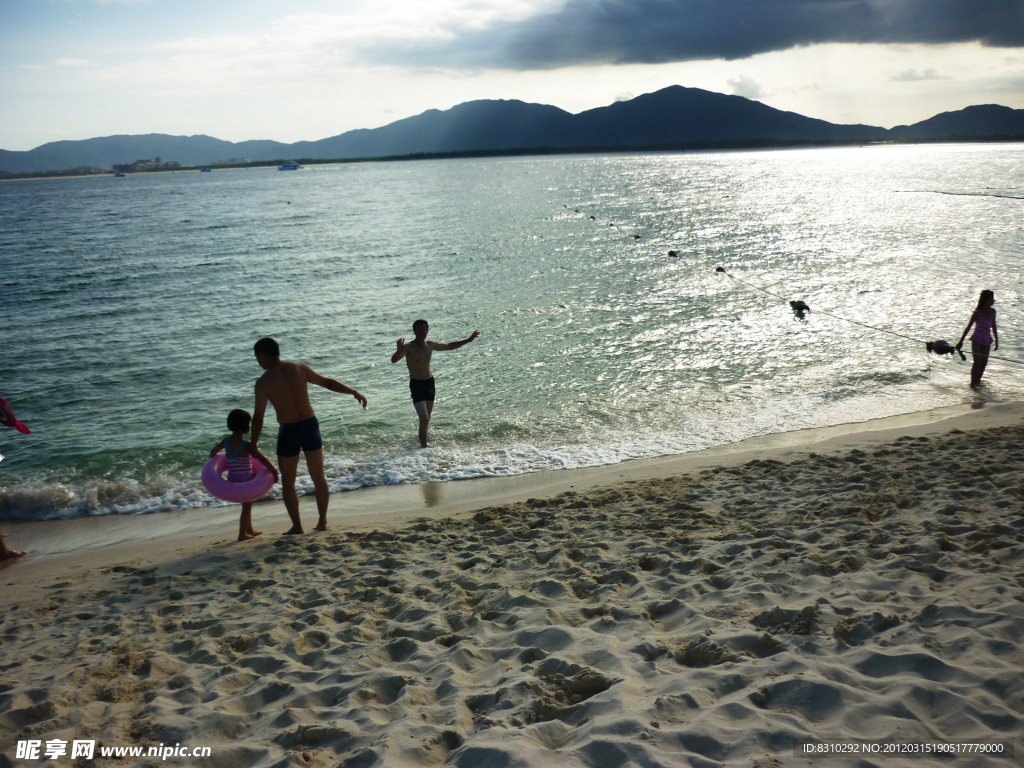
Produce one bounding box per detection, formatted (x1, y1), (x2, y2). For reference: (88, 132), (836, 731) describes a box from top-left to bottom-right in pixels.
(213, 157), (251, 166)
(112, 157), (181, 173)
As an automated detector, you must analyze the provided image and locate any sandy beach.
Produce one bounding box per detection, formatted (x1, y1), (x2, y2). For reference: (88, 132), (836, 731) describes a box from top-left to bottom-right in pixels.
(2, 402), (1023, 767)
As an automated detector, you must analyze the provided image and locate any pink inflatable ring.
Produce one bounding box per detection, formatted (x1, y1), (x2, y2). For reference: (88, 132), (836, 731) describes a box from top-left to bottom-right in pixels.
(202, 454), (276, 503)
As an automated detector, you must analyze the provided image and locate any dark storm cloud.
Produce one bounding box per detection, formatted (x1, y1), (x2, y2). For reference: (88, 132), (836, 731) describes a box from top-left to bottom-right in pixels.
(359, 0), (1024, 69)
(503, 0), (1024, 67)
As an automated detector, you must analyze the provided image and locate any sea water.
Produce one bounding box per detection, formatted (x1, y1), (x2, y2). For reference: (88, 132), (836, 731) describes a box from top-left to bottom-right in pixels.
(2, 144), (1022, 521)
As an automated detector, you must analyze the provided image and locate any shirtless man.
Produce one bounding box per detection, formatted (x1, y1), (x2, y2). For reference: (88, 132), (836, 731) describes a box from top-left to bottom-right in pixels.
(251, 337), (367, 534)
(391, 320), (479, 448)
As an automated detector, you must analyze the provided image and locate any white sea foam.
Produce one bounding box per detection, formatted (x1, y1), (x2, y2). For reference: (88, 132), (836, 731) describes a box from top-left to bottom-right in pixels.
(0, 396), (940, 519)
(3, 432), (700, 519)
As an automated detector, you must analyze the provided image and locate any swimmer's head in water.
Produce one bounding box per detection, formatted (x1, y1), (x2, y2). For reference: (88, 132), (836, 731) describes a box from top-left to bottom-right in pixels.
(413, 319), (429, 337)
(228, 409), (251, 433)
(254, 337), (280, 359)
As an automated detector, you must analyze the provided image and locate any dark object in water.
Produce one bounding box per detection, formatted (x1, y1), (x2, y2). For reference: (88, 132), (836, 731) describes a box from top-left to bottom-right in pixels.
(669, 251), (678, 257)
(715, 266), (725, 273)
(789, 300), (810, 320)
(927, 340), (967, 360)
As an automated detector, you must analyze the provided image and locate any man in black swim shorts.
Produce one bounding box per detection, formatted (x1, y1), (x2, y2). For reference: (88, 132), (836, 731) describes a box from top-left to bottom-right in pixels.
(391, 320), (479, 448)
(277, 416), (323, 457)
(408, 377), (435, 405)
(251, 337), (367, 534)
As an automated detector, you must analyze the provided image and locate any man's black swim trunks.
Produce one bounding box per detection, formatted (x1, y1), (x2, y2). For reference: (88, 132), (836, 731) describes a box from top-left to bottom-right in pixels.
(409, 377), (436, 404)
(277, 416), (323, 457)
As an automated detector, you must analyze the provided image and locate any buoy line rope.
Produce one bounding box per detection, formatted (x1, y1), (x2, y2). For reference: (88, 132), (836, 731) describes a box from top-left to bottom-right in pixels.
(715, 267), (1024, 367)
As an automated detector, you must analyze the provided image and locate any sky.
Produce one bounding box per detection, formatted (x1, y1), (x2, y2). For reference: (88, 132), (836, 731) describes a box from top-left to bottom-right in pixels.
(2, 0), (1023, 151)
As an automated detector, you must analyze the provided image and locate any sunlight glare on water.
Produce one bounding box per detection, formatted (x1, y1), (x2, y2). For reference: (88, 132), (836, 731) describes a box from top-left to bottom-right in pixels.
(1, 144), (1022, 519)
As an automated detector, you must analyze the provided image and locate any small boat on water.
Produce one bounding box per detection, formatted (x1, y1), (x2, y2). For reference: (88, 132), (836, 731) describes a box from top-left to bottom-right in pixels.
(278, 160), (301, 171)
(113, 172), (125, 177)
(200, 168), (212, 173)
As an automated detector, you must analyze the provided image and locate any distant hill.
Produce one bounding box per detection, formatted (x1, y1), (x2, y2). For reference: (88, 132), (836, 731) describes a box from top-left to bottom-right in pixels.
(2, 87), (1022, 175)
(291, 86), (889, 158)
(294, 100), (580, 158)
(0, 134), (293, 175)
(566, 86), (886, 146)
(888, 104), (1024, 139)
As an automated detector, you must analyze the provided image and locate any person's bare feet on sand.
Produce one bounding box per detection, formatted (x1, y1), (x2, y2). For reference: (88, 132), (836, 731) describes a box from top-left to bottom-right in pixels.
(238, 530), (263, 541)
(0, 532), (26, 560)
(315, 522), (330, 532)
(283, 526), (304, 535)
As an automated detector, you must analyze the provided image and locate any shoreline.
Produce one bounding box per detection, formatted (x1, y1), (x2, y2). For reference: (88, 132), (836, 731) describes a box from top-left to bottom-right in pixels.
(3, 399), (1023, 766)
(6, 137), (1024, 182)
(4, 399), (1021, 592)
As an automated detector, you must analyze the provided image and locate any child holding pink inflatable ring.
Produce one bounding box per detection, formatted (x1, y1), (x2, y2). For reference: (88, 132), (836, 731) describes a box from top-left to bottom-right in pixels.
(208, 409), (279, 541)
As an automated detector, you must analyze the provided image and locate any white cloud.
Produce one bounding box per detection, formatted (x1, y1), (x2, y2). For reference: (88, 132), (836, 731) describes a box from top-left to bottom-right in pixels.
(160, 37), (260, 54)
(87, 2), (560, 94)
(727, 74), (764, 99)
(891, 68), (947, 82)
(275, 2), (557, 52)
(719, 43), (1024, 127)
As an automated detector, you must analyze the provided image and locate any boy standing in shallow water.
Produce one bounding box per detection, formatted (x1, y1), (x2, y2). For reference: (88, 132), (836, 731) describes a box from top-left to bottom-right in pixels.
(391, 320), (479, 448)
(209, 408), (278, 541)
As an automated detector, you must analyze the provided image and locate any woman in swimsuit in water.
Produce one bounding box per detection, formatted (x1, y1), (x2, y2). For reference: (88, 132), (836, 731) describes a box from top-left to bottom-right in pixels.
(956, 290), (998, 389)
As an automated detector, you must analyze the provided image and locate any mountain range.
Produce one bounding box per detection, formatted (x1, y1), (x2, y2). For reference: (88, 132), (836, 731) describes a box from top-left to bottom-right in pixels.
(3, 86), (1023, 175)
